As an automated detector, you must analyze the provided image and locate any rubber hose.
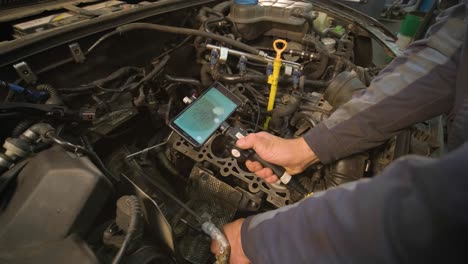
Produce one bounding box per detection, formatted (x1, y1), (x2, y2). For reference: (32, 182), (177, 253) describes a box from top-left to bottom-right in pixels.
(36, 84), (63, 104)
(212, 1), (232, 13)
(302, 36), (330, 80)
(214, 73), (328, 89)
(165, 74), (201, 88)
(204, 16), (225, 33)
(116, 23), (261, 55)
(112, 195), (142, 264)
(270, 96), (301, 131)
(155, 151), (181, 179)
(144, 132), (184, 181)
(142, 55), (171, 83)
(198, 1), (231, 20)
(308, 55), (328, 80)
(292, 9), (317, 34)
(216, 73), (266, 84)
(93, 67), (143, 86)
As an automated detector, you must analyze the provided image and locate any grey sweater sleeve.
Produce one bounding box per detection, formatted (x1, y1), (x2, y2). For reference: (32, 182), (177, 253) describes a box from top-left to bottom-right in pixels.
(304, 3), (467, 164)
(241, 142), (468, 264)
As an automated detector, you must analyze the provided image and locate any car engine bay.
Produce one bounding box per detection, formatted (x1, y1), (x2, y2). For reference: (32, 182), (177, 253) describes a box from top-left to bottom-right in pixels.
(0, 0), (443, 263)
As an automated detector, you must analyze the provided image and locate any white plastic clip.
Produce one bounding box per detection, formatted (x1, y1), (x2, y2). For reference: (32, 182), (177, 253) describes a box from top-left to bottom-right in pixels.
(219, 47), (229, 62)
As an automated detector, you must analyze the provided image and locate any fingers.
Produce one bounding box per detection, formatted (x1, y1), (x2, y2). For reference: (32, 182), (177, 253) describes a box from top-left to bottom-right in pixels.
(245, 160), (278, 183)
(236, 133), (257, 150)
(245, 160), (262, 172)
(264, 175), (279, 183)
(256, 167), (274, 179)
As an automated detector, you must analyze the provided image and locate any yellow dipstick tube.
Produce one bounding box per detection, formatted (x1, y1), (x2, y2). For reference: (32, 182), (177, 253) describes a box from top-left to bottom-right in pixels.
(264, 39), (288, 129)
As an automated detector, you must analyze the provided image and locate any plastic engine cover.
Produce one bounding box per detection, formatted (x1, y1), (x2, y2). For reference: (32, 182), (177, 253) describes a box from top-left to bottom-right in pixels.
(229, 0), (313, 40)
(0, 146), (113, 249)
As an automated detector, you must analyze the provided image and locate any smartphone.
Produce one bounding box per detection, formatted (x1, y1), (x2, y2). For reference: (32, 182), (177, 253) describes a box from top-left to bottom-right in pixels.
(169, 82), (242, 147)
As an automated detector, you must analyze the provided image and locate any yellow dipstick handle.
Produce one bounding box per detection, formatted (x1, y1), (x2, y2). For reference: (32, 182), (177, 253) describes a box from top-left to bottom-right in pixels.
(265, 39), (287, 129)
(267, 39), (287, 111)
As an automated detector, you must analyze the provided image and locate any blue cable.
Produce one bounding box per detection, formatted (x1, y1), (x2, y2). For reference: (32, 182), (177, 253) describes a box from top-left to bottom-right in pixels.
(1, 81), (47, 100)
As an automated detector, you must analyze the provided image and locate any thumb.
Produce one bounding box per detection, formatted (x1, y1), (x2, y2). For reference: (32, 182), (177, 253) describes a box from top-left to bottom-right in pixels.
(210, 240), (220, 256)
(236, 133), (257, 150)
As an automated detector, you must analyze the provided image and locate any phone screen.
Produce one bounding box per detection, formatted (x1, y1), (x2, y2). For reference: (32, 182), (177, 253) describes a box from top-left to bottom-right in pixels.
(171, 84), (240, 146)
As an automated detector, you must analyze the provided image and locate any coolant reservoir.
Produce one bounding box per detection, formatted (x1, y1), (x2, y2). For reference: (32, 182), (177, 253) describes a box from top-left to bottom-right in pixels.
(229, 0), (314, 41)
(313, 12), (332, 33)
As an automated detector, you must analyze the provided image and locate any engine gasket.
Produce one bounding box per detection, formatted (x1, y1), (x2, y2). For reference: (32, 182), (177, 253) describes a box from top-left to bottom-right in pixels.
(169, 131), (291, 208)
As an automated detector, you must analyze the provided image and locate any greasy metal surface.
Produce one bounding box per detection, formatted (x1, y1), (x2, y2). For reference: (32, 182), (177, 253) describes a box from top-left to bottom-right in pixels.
(69, 43), (85, 63)
(170, 132), (292, 208)
(178, 166), (239, 264)
(13, 61), (37, 84)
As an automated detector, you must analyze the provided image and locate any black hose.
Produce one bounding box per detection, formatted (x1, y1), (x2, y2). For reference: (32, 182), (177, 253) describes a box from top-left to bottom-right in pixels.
(291, 9), (317, 34)
(116, 23), (261, 55)
(216, 73), (266, 84)
(94, 67), (143, 86)
(112, 195), (142, 264)
(270, 96), (301, 131)
(57, 67), (143, 94)
(57, 85), (95, 94)
(244, 84), (261, 132)
(155, 151), (182, 179)
(302, 35), (330, 80)
(214, 73), (328, 89)
(198, 1), (232, 20)
(165, 74), (201, 88)
(141, 55), (171, 83)
(203, 16), (226, 33)
(212, 1), (232, 14)
(143, 131), (185, 181)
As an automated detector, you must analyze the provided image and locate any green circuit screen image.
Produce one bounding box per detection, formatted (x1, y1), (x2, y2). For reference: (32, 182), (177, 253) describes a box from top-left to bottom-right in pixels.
(173, 87), (238, 145)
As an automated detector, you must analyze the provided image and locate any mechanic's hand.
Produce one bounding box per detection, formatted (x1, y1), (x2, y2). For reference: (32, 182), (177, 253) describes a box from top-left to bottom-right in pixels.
(236, 132), (318, 183)
(211, 219), (250, 264)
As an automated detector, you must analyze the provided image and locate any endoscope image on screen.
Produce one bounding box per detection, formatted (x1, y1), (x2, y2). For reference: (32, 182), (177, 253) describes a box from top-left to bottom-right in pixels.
(172, 85), (239, 145)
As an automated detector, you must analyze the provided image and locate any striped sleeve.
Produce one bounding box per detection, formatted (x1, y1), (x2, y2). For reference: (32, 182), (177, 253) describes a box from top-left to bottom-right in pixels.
(241, 142), (468, 264)
(304, 3), (467, 164)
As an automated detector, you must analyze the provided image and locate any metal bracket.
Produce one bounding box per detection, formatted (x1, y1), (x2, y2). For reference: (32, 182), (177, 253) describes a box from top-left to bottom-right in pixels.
(13, 62), (37, 84)
(170, 132), (292, 208)
(69, 43), (86, 63)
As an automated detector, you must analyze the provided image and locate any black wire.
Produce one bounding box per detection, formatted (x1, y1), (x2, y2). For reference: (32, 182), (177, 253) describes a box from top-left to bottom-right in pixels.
(111, 195), (141, 264)
(230, 117), (265, 131)
(243, 84), (261, 132)
(154, 35), (193, 62)
(127, 165), (203, 224)
(87, 31), (120, 53)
